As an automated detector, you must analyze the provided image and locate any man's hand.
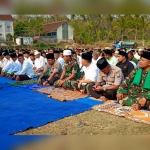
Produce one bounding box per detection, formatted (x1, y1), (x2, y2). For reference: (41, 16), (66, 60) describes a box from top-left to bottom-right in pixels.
(58, 80), (65, 87)
(38, 78), (41, 85)
(43, 81), (48, 86)
(16, 75), (20, 81)
(116, 93), (124, 101)
(95, 86), (103, 91)
(132, 104), (141, 111)
(138, 97), (147, 107)
(78, 80), (83, 89)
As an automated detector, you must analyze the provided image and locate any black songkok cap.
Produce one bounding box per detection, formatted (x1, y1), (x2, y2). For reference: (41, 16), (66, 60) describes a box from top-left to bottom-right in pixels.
(46, 53), (54, 59)
(82, 53), (92, 61)
(97, 58), (109, 70)
(142, 52), (150, 60)
(10, 53), (17, 58)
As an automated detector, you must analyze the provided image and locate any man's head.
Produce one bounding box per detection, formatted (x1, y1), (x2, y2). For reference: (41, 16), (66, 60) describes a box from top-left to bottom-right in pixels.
(97, 58), (110, 74)
(3, 51), (10, 60)
(10, 53), (17, 62)
(34, 51), (41, 58)
(54, 50), (60, 60)
(41, 52), (46, 58)
(0, 52), (3, 60)
(72, 51), (77, 58)
(30, 54), (35, 61)
(46, 53), (55, 65)
(81, 53), (92, 67)
(15, 49), (19, 54)
(48, 47), (55, 54)
(117, 51), (127, 63)
(128, 51), (134, 61)
(63, 50), (72, 62)
(75, 49), (80, 55)
(18, 54), (24, 64)
(59, 49), (63, 58)
(23, 51), (30, 59)
(138, 49), (143, 56)
(139, 52), (150, 70)
(104, 49), (113, 60)
(92, 52), (99, 60)
(114, 51), (119, 58)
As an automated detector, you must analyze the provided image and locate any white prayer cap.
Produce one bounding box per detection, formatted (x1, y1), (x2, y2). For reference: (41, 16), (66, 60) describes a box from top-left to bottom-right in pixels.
(105, 47), (111, 50)
(138, 48), (143, 51)
(114, 51), (119, 54)
(134, 53), (141, 60)
(63, 50), (72, 56)
(34, 51), (40, 55)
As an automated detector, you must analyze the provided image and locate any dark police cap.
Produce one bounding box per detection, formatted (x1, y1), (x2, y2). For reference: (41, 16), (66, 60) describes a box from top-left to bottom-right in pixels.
(82, 53), (92, 61)
(97, 58), (109, 70)
(46, 53), (54, 59)
(118, 51), (127, 58)
(142, 52), (150, 60)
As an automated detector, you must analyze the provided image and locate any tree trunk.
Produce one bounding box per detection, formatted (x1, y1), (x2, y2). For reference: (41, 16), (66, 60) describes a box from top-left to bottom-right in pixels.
(142, 31), (145, 47)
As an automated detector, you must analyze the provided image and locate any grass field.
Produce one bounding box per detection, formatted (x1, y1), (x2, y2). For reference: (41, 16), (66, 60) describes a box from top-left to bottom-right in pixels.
(17, 110), (150, 135)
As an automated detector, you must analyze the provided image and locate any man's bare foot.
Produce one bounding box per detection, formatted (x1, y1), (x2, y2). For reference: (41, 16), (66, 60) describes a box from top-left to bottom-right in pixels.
(100, 96), (108, 102)
(132, 104), (141, 111)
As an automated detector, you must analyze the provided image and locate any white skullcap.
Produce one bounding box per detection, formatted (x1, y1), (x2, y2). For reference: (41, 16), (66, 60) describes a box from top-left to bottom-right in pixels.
(134, 53), (141, 60)
(105, 47), (111, 50)
(114, 51), (119, 54)
(138, 48), (143, 51)
(63, 50), (72, 56)
(34, 51), (40, 55)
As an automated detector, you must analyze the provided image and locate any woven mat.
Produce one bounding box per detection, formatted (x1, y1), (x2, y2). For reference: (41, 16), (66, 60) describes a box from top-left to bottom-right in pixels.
(7, 79), (38, 86)
(125, 110), (150, 125)
(92, 102), (133, 117)
(37, 87), (87, 102)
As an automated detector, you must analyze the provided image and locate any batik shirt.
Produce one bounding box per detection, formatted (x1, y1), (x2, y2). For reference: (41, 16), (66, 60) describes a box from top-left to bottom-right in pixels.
(117, 68), (150, 106)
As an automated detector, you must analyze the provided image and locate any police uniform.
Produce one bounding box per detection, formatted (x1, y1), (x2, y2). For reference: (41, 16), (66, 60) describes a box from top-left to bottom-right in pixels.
(88, 58), (124, 100)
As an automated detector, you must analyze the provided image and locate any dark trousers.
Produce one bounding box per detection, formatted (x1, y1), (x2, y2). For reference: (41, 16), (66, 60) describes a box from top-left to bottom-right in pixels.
(41, 76), (59, 85)
(88, 84), (117, 100)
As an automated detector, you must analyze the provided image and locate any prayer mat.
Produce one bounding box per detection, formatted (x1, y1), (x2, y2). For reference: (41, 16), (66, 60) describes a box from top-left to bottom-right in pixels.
(7, 79), (38, 86)
(92, 102), (133, 117)
(37, 87), (87, 102)
(125, 110), (150, 125)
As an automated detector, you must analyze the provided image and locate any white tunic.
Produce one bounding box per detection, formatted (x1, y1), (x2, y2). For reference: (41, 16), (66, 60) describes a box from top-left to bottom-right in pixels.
(7, 60), (20, 74)
(15, 59), (34, 78)
(2, 58), (13, 72)
(57, 57), (64, 68)
(107, 56), (118, 66)
(82, 63), (99, 83)
(34, 56), (45, 69)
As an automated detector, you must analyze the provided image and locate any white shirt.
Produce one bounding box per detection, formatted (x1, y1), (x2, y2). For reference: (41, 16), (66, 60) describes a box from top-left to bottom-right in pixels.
(7, 60), (20, 74)
(34, 56), (45, 69)
(107, 56), (118, 66)
(0, 58), (6, 69)
(2, 58), (13, 72)
(82, 63), (99, 83)
(15, 59), (34, 78)
(57, 57), (64, 68)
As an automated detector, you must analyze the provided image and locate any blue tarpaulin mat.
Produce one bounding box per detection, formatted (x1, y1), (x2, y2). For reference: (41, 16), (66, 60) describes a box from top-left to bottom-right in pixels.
(0, 77), (103, 135)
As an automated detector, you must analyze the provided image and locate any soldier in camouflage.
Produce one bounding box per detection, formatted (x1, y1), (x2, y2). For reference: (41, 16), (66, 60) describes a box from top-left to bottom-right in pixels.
(117, 52), (150, 111)
(54, 50), (81, 90)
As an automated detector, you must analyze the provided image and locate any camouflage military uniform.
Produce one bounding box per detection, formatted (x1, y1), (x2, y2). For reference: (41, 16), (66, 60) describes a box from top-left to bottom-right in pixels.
(54, 58), (81, 89)
(117, 68), (150, 108)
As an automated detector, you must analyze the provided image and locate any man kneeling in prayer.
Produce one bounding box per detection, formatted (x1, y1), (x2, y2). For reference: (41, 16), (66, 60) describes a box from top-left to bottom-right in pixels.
(117, 52), (150, 111)
(54, 50), (81, 89)
(12, 54), (34, 81)
(88, 58), (124, 102)
(38, 53), (62, 86)
(73, 52), (99, 94)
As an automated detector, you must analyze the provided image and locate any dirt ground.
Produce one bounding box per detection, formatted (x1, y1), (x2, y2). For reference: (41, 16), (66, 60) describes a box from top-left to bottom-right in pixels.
(16, 110), (150, 135)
